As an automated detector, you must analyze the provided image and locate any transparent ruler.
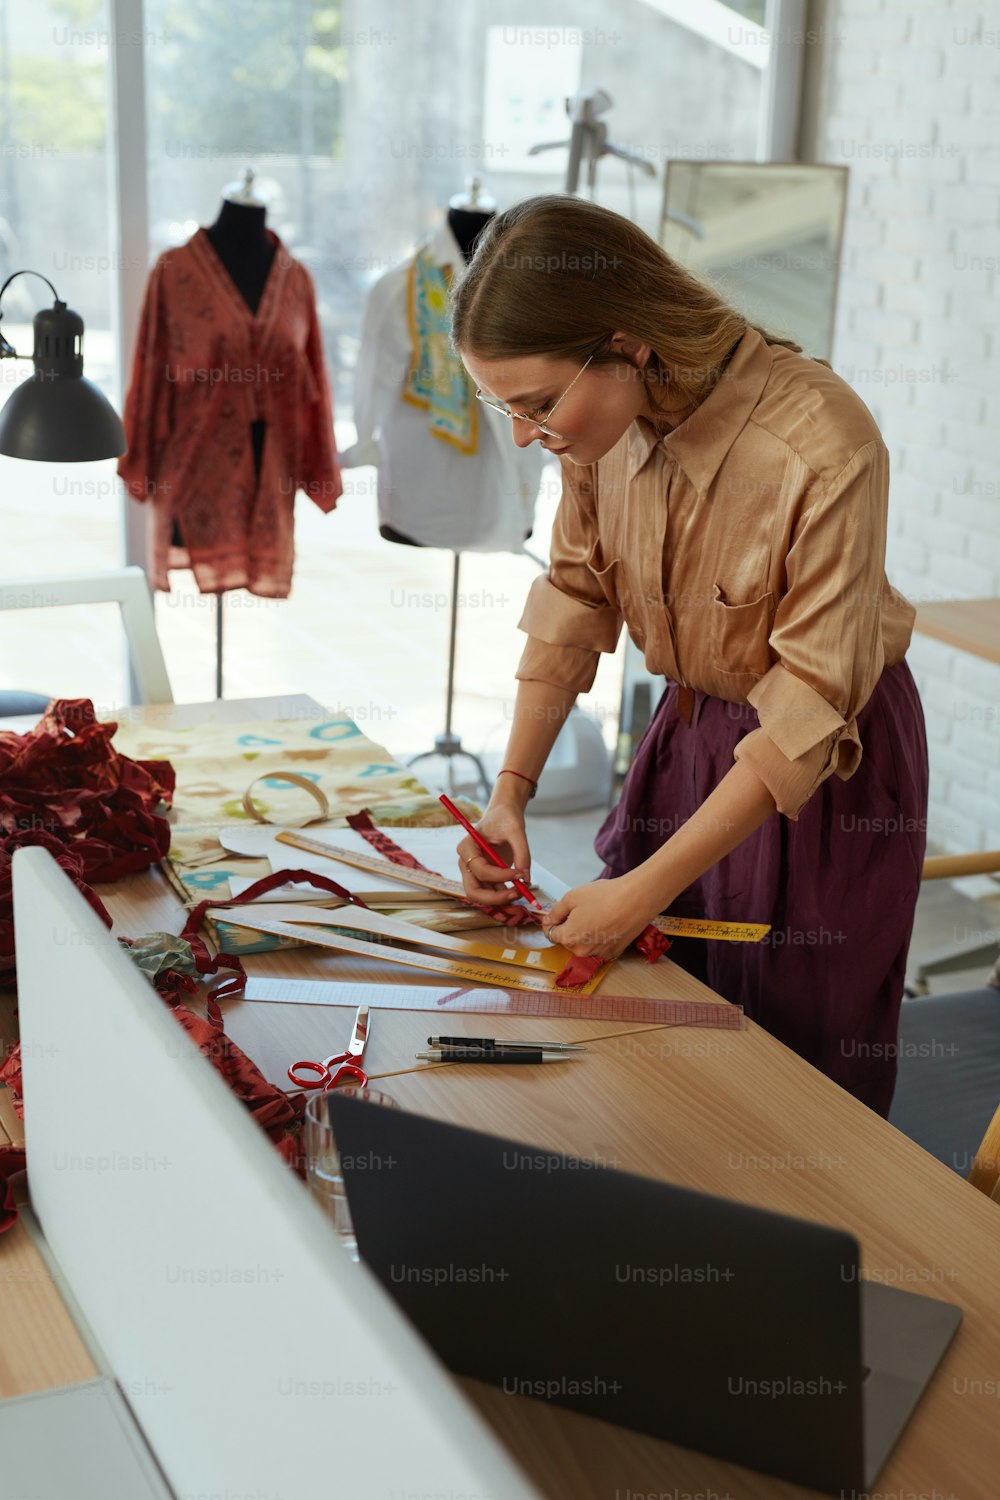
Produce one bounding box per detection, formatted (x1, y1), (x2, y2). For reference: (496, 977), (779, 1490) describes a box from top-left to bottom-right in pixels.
(239, 977), (744, 1028)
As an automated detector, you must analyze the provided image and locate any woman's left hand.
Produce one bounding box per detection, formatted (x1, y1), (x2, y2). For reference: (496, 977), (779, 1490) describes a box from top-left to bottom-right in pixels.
(541, 875), (660, 961)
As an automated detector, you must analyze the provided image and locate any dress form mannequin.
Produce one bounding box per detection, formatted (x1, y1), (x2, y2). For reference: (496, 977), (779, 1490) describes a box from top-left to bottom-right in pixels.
(205, 195), (277, 478)
(444, 203), (495, 261)
(378, 187), (495, 550)
(206, 198), (276, 313)
(173, 170), (277, 695)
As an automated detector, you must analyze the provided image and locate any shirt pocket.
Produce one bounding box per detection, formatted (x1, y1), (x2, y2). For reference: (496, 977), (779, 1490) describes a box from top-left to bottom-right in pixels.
(586, 544), (628, 613)
(708, 582), (775, 681)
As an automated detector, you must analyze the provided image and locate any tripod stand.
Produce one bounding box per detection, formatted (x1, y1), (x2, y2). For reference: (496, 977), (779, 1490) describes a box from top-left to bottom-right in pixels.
(407, 552), (490, 801)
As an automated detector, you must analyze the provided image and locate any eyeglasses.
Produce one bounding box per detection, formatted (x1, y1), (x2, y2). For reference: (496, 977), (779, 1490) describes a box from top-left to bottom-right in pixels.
(474, 353), (596, 441)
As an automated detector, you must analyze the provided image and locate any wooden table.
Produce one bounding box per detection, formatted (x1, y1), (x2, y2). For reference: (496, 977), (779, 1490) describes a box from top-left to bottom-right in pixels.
(2, 695), (999, 1500)
(914, 597), (1000, 665)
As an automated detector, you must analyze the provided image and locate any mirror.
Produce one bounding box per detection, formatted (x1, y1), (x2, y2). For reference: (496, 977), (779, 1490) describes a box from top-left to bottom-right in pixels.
(660, 161), (849, 360)
(611, 162), (850, 797)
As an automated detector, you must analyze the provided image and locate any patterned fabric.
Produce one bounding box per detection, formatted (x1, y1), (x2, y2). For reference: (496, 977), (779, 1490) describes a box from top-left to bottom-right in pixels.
(403, 247), (477, 454)
(109, 714), (480, 957)
(336, 218), (541, 551)
(110, 714), (446, 835)
(118, 228), (341, 598)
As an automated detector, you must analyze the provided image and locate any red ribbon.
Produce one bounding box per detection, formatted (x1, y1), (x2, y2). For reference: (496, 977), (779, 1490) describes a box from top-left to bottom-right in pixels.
(176, 865), (373, 1005)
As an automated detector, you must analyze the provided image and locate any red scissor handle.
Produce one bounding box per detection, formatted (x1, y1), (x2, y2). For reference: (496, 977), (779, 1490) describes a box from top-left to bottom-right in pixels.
(288, 1057), (334, 1089)
(287, 1057), (369, 1091)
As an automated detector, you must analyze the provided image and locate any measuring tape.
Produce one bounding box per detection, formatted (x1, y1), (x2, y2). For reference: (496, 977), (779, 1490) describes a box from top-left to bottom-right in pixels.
(239, 976), (743, 1028)
(274, 831), (770, 943)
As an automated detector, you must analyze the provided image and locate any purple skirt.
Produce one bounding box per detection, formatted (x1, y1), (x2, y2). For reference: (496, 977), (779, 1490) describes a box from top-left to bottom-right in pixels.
(595, 662), (928, 1117)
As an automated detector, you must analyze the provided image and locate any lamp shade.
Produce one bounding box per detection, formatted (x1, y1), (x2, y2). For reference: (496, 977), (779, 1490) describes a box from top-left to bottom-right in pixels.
(0, 372), (126, 461)
(0, 300), (126, 462)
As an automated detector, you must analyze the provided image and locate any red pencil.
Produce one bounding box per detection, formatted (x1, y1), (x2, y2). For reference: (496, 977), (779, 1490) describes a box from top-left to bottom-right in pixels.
(438, 793), (544, 909)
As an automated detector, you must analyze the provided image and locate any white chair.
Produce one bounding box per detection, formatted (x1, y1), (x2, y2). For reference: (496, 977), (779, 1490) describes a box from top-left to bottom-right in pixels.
(0, 566), (172, 705)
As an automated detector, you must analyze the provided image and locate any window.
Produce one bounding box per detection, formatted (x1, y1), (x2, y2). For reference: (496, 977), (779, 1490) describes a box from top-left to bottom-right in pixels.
(0, 0), (126, 708)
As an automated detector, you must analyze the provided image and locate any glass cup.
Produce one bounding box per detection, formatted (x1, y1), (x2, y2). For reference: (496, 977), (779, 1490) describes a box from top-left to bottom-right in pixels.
(304, 1085), (398, 1261)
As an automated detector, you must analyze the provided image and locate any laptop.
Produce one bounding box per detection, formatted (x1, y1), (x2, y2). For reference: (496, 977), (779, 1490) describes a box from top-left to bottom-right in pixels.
(330, 1093), (963, 1496)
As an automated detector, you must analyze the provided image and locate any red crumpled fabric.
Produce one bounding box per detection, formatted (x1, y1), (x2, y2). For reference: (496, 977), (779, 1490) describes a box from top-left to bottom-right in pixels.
(0, 1146), (25, 1234)
(346, 809), (670, 986)
(0, 698), (174, 978)
(0, 1032), (27, 1231)
(0, 698), (177, 1228)
(0, 829), (114, 976)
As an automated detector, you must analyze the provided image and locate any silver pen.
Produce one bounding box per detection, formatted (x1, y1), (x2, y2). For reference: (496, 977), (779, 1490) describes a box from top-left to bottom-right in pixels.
(416, 1048), (582, 1065)
(425, 1035), (585, 1052)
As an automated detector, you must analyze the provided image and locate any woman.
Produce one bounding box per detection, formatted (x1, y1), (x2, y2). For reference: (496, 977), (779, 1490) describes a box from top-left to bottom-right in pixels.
(449, 195), (927, 1118)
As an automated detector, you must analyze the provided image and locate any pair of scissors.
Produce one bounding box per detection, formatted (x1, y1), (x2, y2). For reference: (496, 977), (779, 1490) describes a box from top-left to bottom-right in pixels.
(287, 1004), (370, 1092)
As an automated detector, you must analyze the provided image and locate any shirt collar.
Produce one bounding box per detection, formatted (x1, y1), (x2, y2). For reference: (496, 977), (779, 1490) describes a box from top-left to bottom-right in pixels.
(626, 325), (774, 492)
(427, 217), (469, 280)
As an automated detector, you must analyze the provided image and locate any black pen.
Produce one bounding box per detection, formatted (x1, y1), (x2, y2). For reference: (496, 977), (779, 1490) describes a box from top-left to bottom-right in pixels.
(416, 1048), (580, 1065)
(426, 1035), (585, 1052)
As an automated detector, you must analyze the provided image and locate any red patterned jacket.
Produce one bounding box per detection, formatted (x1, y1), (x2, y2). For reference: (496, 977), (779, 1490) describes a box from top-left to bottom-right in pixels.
(118, 229), (341, 597)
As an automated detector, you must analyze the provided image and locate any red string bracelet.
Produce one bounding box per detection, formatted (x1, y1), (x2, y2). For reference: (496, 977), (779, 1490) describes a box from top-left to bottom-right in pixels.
(497, 768), (538, 798)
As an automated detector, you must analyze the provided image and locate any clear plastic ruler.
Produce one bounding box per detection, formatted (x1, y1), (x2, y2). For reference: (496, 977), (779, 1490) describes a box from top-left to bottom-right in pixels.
(239, 977), (743, 1028)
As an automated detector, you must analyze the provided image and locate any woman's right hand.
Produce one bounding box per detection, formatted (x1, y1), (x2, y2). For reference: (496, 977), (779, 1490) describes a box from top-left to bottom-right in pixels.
(456, 803), (532, 906)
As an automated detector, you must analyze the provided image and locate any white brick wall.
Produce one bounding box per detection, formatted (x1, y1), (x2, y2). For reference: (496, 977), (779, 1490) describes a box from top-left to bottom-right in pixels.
(815, 0), (1000, 854)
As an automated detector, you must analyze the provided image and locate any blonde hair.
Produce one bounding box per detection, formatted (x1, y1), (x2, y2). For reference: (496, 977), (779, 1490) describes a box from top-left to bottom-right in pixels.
(450, 194), (803, 408)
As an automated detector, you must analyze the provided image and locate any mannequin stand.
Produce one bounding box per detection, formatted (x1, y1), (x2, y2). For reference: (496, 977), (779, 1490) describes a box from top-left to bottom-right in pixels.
(215, 595), (223, 698)
(407, 553), (490, 801)
(390, 183), (496, 802)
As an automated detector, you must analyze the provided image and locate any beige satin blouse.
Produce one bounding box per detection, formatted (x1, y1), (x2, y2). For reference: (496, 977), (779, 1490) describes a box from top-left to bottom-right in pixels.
(515, 325), (916, 819)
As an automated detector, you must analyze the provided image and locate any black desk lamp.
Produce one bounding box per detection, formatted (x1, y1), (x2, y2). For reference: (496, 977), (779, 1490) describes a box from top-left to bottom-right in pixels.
(0, 269), (126, 461)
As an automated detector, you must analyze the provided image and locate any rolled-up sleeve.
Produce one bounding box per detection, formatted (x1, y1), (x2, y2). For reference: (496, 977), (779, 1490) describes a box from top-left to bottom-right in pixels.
(733, 440), (892, 819)
(515, 459), (623, 694)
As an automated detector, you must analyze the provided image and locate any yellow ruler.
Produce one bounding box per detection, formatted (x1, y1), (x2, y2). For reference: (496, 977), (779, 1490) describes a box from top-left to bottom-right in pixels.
(274, 830), (770, 943)
(212, 901), (582, 977)
(648, 915), (769, 942)
(209, 910), (610, 995)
